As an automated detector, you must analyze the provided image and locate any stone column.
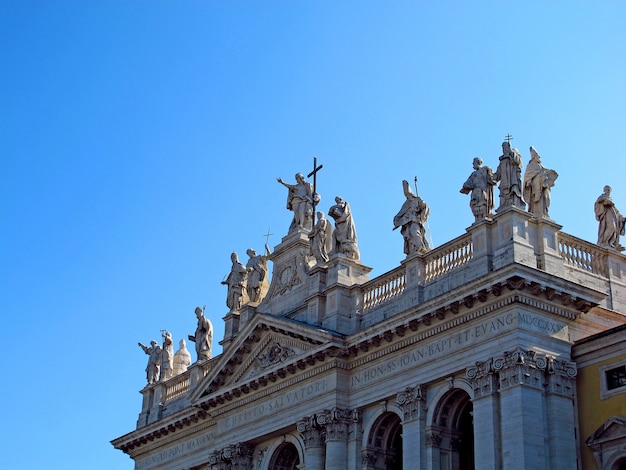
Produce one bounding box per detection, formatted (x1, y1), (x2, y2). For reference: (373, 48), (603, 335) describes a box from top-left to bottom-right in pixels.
(494, 349), (548, 469)
(543, 356), (578, 469)
(466, 360), (501, 470)
(320, 407), (350, 470)
(297, 416), (325, 469)
(397, 385), (427, 470)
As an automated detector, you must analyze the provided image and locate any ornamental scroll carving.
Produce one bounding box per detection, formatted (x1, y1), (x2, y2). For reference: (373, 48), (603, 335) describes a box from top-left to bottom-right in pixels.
(396, 384), (426, 420)
(255, 342), (295, 369)
(298, 407), (356, 446)
(208, 443), (254, 470)
(466, 347), (577, 397)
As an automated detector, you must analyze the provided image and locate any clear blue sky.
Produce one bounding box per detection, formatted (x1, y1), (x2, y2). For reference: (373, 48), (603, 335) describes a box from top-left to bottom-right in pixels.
(1, 2), (625, 468)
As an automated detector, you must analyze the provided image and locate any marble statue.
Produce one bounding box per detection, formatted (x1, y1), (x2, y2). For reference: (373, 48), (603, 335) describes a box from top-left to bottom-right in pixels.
(460, 157), (496, 222)
(138, 339), (161, 384)
(595, 185), (625, 250)
(277, 173), (316, 232)
(494, 141), (525, 209)
(246, 246), (271, 303)
(221, 252), (247, 310)
(328, 196), (360, 260)
(523, 146), (558, 217)
(309, 211), (332, 264)
(188, 306), (213, 361)
(173, 339), (192, 375)
(160, 330), (174, 381)
(393, 180), (430, 256)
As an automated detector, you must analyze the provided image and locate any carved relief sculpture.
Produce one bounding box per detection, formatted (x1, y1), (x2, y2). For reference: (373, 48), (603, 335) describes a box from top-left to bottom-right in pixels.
(460, 157), (496, 222)
(328, 196), (360, 260)
(595, 185), (625, 250)
(188, 306), (213, 361)
(138, 339), (161, 384)
(494, 141), (525, 209)
(393, 179), (430, 255)
(523, 146), (558, 217)
(222, 252), (247, 311)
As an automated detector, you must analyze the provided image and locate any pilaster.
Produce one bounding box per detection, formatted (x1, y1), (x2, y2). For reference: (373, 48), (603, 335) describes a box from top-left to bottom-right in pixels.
(397, 385), (427, 470)
(466, 360), (501, 470)
(494, 349), (548, 470)
(347, 409), (363, 470)
(320, 407), (351, 470)
(297, 415), (326, 469)
(544, 356), (578, 470)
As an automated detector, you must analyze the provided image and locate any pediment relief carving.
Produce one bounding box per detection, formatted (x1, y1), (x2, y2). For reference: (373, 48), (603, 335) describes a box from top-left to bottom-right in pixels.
(188, 314), (338, 404)
(226, 334), (311, 386)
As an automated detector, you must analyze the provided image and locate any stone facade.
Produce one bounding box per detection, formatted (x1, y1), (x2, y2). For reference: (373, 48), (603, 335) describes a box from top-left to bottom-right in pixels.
(113, 200), (626, 469)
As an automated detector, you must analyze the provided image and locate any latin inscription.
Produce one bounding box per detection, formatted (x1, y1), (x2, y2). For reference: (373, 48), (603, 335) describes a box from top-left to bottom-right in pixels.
(136, 433), (213, 469)
(351, 311), (565, 387)
(220, 378), (330, 432)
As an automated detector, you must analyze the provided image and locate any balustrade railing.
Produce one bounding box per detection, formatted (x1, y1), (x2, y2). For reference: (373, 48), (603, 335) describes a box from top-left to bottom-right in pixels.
(362, 266), (406, 311)
(424, 234), (473, 282)
(558, 233), (608, 277)
(165, 372), (190, 402)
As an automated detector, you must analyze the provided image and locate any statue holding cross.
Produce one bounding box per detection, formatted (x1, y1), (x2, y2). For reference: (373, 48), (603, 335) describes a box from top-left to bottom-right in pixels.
(277, 158), (322, 233)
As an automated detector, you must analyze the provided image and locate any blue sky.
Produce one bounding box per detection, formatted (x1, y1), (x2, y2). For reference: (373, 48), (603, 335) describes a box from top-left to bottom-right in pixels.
(1, 2), (625, 468)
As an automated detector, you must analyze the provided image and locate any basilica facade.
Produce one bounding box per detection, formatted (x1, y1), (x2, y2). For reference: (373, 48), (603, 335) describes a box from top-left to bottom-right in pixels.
(113, 159), (626, 470)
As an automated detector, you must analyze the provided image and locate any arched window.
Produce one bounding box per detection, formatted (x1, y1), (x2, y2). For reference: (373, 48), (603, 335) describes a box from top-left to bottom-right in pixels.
(365, 411), (403, 469)
(268, 442), (300, 470)
(430, 389), (474, 470)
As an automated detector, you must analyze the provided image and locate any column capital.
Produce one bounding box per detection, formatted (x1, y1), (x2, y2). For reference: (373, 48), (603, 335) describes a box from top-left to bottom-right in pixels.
(297, 415), (325, 448)
(466, 359), (498, 397)
(396, 384), (426, 420)
(209, 443), (254, 470)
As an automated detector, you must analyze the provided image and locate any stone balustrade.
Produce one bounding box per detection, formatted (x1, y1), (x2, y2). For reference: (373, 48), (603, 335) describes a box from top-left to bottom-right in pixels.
(423, 233), (473, 283)
(558, 232), (608, 277)
(362, 267), (406, 311)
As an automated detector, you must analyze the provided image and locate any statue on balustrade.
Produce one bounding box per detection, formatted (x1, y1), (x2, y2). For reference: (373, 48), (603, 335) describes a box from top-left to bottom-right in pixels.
(222, 252), (247, 310)
(494, 141), (525, 210)
(595, 185), (625, 250)
(246, 246), (271, 303)
(393, 179), (430, 256)
(309, 211), (332, 264)
(138, 339), (161, 384)
(523, 146), (558, 218)
(460, 157), (496, 222)
(188, 306), (213, 361)
(173, 339), (192, 375)
(277, 173), (318, 232)
(160, 330), (174, 381)
(328, 196), (360, 260)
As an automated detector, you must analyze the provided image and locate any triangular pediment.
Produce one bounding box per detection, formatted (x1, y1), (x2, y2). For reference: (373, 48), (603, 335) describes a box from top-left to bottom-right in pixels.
(188, 313), (344, 404)
(587, 416), (626, 447)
